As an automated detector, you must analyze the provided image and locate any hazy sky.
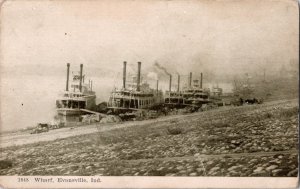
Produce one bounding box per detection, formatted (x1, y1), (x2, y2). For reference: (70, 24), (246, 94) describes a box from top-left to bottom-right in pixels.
(1, 0), (298, 75)
(0, 0), (298, 130)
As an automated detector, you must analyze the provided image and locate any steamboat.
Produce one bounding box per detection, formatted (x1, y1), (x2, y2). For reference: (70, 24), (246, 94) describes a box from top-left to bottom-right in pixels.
(164, 72), (211, 107)
(209, 85), (225, 106)
(164, 74), (184, 107)
(108, 61), (164, 113)
(56, 63), (96, 116)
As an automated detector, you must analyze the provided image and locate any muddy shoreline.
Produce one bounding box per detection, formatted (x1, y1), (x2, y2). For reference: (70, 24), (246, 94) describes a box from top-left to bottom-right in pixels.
(0, 99), (298, 176)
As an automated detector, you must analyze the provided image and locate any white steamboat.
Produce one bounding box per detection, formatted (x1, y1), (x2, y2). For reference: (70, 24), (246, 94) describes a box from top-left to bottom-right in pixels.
(56, 63), (96, 116)
(108, 62), (164, 113)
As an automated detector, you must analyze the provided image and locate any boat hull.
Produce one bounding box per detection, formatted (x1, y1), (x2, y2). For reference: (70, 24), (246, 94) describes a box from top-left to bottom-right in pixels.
(57, 108), (82, 116)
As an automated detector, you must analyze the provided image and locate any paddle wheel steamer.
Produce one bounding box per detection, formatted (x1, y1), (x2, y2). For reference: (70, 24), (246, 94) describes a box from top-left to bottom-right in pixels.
(108, 62), (164, 113)
(56, 63), (96, 116)
(164, 72), (211, 108)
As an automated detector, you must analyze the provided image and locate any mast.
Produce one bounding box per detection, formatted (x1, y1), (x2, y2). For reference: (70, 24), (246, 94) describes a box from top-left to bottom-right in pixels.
(177, 74), (180, 92)
(123, 61), (127, 89)
(79, 64), (83, 92)
(189, 72), (192, 87)
(200, 72), (203, 88)
(169, 74), (172, 92)
(137, 62), (141, 91)
(66, 63), (70, 91)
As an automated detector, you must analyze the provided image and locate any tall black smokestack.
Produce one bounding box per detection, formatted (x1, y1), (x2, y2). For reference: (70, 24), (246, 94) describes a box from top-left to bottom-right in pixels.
(177, 74), (180, 92)
(137, 62), (141, 91)
(200, 73), (203, 88)
(189, 72), (192, 87)
(123, 61), (127, 89)
(66, 63), (70, 91)
(169, 74), (172, 92)
(91, 80), (93, 91)
(79, 64), (83, 92)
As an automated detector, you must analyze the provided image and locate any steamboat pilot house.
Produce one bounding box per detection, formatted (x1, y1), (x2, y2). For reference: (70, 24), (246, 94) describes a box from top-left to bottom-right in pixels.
(108, 61), (164, 113)
(56, 63), (96, 116)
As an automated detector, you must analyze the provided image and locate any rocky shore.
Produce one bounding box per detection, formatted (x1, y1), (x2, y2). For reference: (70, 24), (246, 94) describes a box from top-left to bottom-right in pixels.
(0, 99), (298, 176)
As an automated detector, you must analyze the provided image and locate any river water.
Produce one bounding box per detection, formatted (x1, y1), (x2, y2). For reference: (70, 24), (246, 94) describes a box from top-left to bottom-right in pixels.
(1, 74), (232, 132)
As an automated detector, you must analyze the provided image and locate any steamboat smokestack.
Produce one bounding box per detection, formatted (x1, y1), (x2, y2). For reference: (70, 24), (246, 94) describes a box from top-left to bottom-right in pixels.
(200, 72), (203, 88)
(123, 61), (127, 89)
(66, 63), (70, 91)
(137, 62), (141, 91)
(91, 80), (93, 91)
(79, 64), (83, 92)
(169, 74), (172, 92)
(189, 72), (192, 87)
(177, 74), (180, 92)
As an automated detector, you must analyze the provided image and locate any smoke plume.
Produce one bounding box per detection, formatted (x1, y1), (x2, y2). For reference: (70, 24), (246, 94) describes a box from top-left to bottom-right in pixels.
(154, 62), (171, 76)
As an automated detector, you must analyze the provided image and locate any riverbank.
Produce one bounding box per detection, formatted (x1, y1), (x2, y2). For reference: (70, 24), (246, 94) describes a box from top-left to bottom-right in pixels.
(0, 99), (298, 176)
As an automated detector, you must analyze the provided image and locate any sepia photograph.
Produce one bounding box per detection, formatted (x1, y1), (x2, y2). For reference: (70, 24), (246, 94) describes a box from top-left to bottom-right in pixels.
(0, 0), (298, 188)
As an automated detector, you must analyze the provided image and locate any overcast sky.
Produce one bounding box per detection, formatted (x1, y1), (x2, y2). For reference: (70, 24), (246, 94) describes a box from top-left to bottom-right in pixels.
(1, 0), (298, 77)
